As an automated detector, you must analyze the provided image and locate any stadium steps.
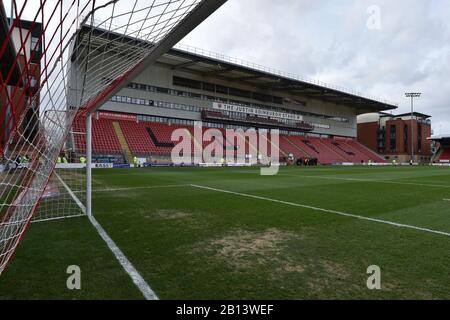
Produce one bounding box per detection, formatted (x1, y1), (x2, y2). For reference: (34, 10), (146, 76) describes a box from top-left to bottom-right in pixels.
(329, 140), (362, 163)
(431, 148), (442, 163)
(71, 117), (123, 154)
(113, 122), (133, 164)
(259, 132), (287, 159)
(281, 136), (310, 158)
(349, 141), (386, 163)
(234, 131), (258, 156)
(289, 137), (321, 157)
(340, 141), (369, 163)
(222, 130), (239, 156)
(119, 121), (156, 155)
(301, 138), (341, 164)
(189, 128), (204, 152)
(318, 139), (348, 162)
(345, 141), (382, 163)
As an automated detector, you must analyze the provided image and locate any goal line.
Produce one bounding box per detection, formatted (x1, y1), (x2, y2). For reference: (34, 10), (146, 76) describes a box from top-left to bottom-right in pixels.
(50, 164), (159, 300)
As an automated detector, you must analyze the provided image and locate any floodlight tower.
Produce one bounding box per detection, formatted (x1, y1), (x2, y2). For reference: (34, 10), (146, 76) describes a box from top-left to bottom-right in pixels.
(405, 92), (421, 163)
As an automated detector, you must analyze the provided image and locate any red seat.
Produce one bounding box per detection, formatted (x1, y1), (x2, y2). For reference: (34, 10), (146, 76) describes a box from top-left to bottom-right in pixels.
(440, 148), (450, 161)
(71, 115), (386, 164)
(72, 117), (122, 154)
(279, 136), (306, 159)
(346, 140), (386, 163)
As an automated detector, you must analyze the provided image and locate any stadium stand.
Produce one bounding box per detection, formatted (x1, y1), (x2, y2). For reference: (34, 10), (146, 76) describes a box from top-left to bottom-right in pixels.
(73, 116), (122, 154)
(345, 139), (386, 163)
(319, 139), (352, 162)
(429, 135), (450, 163)
(280, 136), (307, 159)
(439, 147), (450, 161)
(286, 137), (340, 164)
(202, 110), (315, 132)
(71, 114), (387, 165)
(62, 25), (396, 167)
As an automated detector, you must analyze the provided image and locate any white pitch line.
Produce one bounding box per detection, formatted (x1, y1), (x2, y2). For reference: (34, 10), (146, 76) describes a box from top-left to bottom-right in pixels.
(55, 173), (158, 300)
(32, 214), (87, 224)
(55, 173), (86, 214)
(91, 184), (190, 193)
(88, 215), (158, 300)
(191, 184), (450, 238)
(280, 174), (450, 189)
(444, 199), (450, 202)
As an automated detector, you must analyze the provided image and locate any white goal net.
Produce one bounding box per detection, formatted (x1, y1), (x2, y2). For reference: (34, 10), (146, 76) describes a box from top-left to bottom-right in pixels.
(0, 0), (226, 275)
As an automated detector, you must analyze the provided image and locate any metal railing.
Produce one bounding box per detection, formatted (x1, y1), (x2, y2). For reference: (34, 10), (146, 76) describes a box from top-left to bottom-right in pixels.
(174, 43), (399, 107)
(82, 16), (399, 108)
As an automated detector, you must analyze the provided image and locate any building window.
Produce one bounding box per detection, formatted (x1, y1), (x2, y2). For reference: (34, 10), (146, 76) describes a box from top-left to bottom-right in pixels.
(418, 125), (422, 152)
(390, 125), (396, 152)
(31, 37), (40, 52)
(404, 125), (408, 152)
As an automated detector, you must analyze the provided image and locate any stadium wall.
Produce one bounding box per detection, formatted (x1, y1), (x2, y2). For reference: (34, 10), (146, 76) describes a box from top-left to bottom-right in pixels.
(69, 30), (396, 146)
(71, 62), (359, 138)
(357, 121), (379, 153)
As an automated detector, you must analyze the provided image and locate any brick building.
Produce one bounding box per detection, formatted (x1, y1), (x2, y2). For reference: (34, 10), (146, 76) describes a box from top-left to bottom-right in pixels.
(357, 112), (432, 163)
(0, 8), (42, 157)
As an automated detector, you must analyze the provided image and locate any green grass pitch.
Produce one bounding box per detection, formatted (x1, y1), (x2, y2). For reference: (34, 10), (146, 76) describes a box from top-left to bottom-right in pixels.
(1, 166), (449, 299)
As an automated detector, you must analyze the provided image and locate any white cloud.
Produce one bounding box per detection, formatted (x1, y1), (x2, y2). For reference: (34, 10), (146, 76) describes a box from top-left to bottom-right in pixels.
(183, 0), (450, 133)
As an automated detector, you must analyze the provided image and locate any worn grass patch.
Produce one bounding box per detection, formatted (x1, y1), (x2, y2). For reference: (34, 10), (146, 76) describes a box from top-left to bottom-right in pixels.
(205, 228), (299, 270)
(149, 209), (192, 220)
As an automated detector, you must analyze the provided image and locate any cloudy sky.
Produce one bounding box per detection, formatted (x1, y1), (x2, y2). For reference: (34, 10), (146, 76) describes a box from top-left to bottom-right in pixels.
(182, 0), (450, 134)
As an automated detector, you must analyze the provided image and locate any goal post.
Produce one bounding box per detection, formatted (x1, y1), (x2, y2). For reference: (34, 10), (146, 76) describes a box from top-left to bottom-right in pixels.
(86, 112), (92, 218)
(0, 0), (227, 276)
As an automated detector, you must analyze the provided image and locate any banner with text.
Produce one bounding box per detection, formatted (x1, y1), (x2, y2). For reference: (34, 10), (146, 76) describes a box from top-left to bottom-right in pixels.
(212, 103), (303, 121)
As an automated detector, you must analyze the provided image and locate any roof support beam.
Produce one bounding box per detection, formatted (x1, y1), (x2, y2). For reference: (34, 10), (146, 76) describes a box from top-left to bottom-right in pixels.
(172, 59), (201, 70)
(234, 75), (263, 81)
(202, 65), (238, 76)
(82, 0), (228, 114)
(268, 85), (309, 92)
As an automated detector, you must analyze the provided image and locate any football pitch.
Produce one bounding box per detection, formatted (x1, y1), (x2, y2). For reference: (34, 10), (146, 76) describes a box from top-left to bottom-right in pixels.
(1, 165), (449, 300)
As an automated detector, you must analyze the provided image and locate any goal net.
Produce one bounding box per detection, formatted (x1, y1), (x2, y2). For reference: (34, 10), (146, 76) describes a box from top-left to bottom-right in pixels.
(0, 0), (226, 275)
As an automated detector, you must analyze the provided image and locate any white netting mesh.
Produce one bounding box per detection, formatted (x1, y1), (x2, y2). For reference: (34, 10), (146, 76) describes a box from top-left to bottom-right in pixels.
(0, 0), (219, 275)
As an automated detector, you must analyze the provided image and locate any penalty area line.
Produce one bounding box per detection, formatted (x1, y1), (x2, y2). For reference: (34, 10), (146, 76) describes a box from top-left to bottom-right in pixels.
(191, 184), (450, 238)
(88, 215), (159, 300)
(279, 173), (450, 189)
(55, 173), (158, 300)
(91, 184), (191, 193)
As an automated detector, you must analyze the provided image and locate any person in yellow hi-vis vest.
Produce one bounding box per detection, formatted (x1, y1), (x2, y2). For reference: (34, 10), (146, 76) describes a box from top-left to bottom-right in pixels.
(57, 156), (62, 164)
(133, 156), (139, 168)
(62, 156), (68, 164)
(79, 156), (86, 164)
